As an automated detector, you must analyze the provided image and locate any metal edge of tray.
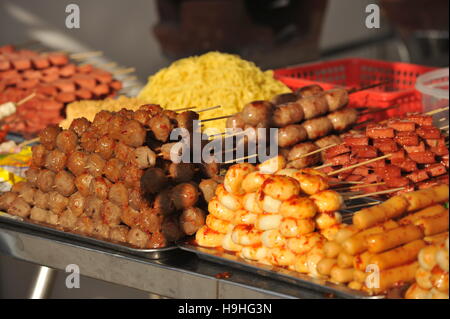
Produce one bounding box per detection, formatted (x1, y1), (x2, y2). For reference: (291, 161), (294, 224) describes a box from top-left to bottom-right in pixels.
(0, 213), (177, 259)
(178, 243), (384, 299)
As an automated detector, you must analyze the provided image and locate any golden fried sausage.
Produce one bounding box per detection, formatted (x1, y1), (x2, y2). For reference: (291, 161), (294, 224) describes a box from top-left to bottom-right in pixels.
(366, 225), (423, 253)
(369, 239), (426, 271)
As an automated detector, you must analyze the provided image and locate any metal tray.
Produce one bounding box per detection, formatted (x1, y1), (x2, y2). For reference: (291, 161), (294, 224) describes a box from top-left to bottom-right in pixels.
(179, 243), (384, 299)
(0, 213), (177, 259)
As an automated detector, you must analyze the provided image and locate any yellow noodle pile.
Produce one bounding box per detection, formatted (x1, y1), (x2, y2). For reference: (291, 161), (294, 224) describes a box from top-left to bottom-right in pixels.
(60, 96), (149, 128)
(138, 52), (291, 132)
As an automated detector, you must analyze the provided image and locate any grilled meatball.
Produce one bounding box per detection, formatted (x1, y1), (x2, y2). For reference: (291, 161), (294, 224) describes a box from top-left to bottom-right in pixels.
(226, 113), (246, 131)
(68, 192), (85, 217)
(86, 153), (106, 178)
(108, 182), (128, 207)
(37, 169), (56, 193)
(121, 163), (143, 188)
(48, 191), (69, 214)
(176, 111), (200, 132)
(107, 114), (128, 140)
(69, 117), (91, 137)
(80, 128), (98, 153)
(34, 190), (49, 209)
(295, 84), (324, 98)
(114, 142), (134, 163)
(199, 179), (219, 203)
(67, 151), (88, 176)
(127, 227), (150, 248)
(297, 94), (328, 119)
(31, 144), (47, 168)
(84, 195), (103, 217)
(44, 149), (67, 172)
(287, 142), (321, 169)
(75, 216), (94, 235)
(149, 114), (173, 142)
(103, 158), (124, 183)
(302, 117), (333, 140)
(120, 206), (140, 227)
(100, 201), (122, 226)
(89, 177), (110, 200)
(128, 188), (144, 211)
(272, 102), (304, 127)
(241, 101), (274, 127)
(271, 93), (298, 106)
(0, 192), (18, 211)
(7, 198), (31, 218)
(315, 134), (343, 149)
(141, 167), (168, 194)
(92, 111), (113, 135)
(92, 220), (110, 239)
(30, 207), (49, 223)
(132, 146), (157, 169)
(324, 88), (349, 112)
(110, 226), (129, 243)
(179, 207), (206, 236)
(168, 163), (196, 183)
(153, 187), (175, 216)
(15, 182), (35, 205)
(278, 124), (308, 148)
(162, 215), (184, 242)
(25, 167), (40, 187)
(171, 183), (199, 210)
(59, 209), (78, 229)
(74, 173), (94, 197)
(39, 125), (61, 150)
(327, 108), (359, 131)
(132, 109), (151, 126)
(147, 230), (167, 248)
(120, 120), (146, 147)
(138, 208), (163, 233)
(54, 170), (76, 197)
(95, 135), (115, 160)
(139, 104), (163, 116)
(46, 211), (59, 226)
(56, 130), (78, 154)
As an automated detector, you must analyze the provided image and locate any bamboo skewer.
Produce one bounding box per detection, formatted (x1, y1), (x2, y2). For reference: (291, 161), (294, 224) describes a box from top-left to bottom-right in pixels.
(328, 154), (392, 176)
(332, 182), (386, 192)
(223, 153), (258, 164)
(18, 137), (39, 148)
(70, 51), (103, 60)
(347, 81), (391, 94)
(440, 125), (449, 130)
(314, 163), (333, 170)
(201, 114), (233, 123)
(343, 201), (378, 210)
(426, 106), (449, 116)
(348, 187), (405, 200)
(113, 67), (135, 75)
(16, 93), (36, 106)
(195, 105), (222, 113)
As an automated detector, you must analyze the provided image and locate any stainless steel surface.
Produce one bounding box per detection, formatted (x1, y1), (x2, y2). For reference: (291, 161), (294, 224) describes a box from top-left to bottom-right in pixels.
(28, 266), (56, 299)
(0, 214), (176, 259)
(179, 243), (383, 299)
(0, 222), (328, 299)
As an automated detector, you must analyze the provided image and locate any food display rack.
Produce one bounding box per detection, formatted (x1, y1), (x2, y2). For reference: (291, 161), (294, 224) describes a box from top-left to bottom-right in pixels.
(0, 221), (332, 299)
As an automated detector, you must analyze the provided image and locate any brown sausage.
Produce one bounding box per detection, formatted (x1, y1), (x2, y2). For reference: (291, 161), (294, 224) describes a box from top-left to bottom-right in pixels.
(179, 207), (206, 235)
(141, 167), (168, 194)
(107, 114), (128, 140)
(92, 111), (114, 135)
(287, 142), (321, 169)
(118, 119), (146, 147)
(272, 102), (304, 127)
(302, 117), (333, 140)
(199, 179), (219, 203)
(171, 183), (199, 210)
(114, 142), (134, 163)
(277, 124), (308, 148)
(128, 188), (144, 211)
(153, 187), (175, 216)
(80, 129), (98, 153)
(271, 93), (298, 106)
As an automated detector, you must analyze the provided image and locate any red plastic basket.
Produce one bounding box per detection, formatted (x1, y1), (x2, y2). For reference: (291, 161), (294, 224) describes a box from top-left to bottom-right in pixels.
(274, 58), (437, 121)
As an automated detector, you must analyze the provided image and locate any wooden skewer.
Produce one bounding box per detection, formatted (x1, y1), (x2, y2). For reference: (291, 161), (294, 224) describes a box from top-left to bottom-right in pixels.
(348, 80), (391, 94)
(328, 154), (392, 176)
(348, 187), (405, 200)
(18, 137), (39, 148)
(201, 114), (233, 123)
(172, 106), (197, 112)
(119, 83), (141, 91)
(297, 144), (338, 159)
(343, 201), (378, 210)
(359, 104), (398, 116)
(332, 182), (386, 192)
(122, 75), (137, 82)
(70, 51), (103, 60)
(94, 62), (118, 69)
(223, 153), (258, 164)
(195, 105), (222, 113)
(440, 125), (449, 130)
(17, 93), (36, 106)
(113, 67), (135, 75)
(314, 163), (333, 170)
(329, 181), (365, 185)
(426, 106), (449, 116)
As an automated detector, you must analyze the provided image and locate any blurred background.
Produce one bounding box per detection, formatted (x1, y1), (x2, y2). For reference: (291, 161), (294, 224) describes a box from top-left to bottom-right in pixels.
(0, 0), (448, 298)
